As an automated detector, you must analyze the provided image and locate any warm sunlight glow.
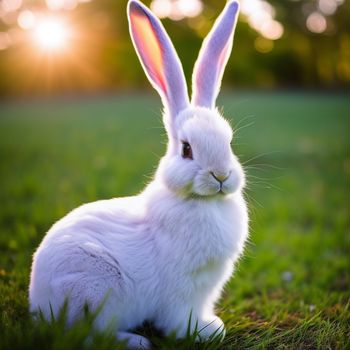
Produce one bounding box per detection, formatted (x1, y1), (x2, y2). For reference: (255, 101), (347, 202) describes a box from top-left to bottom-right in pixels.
(0, 32), (11, 50)
(33, 17), (70, 51)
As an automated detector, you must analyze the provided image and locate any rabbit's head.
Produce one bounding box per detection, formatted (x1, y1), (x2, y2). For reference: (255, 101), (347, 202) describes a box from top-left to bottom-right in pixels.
(128, 0), (244, 198)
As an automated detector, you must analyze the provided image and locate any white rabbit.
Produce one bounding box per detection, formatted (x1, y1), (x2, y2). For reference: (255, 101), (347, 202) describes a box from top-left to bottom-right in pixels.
(29, 0), (249, 348)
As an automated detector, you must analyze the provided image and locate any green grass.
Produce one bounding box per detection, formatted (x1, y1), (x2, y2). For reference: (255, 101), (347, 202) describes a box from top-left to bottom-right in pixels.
(0, 91), (349, 349)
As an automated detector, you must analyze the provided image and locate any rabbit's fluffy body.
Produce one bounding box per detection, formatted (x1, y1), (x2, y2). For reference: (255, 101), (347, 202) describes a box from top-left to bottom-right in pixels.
(30, 106), (248, 337)
(30, 0), (249, 347)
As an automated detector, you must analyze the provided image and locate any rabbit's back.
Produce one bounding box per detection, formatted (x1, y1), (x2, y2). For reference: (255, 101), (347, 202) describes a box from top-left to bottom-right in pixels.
(29, 195), (159, 328)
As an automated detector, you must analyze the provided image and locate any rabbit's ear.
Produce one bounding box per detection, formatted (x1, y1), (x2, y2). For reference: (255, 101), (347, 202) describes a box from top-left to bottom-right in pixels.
(192, 0), (239, 109)
(128, 0), (189, 119)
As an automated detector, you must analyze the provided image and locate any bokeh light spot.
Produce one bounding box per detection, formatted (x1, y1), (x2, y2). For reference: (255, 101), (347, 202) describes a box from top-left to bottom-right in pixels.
(0, 32), (11, 50)
(178, 0), (203, 18)
(1, 0), (22, 13)
(46, 0), (64, 11)
(306, 12), (327, 34)
(17, 10), (36, 30)
(45, 0), (78, 11)
(254, 36), (274, 53)
(150, 0), (203, 20)
(260, 20), (284, 40)
(240, 0), (283, 41)
(150, 0), (172, 19)
(318, 0), (338, 15)
(63, 0), (78, 11)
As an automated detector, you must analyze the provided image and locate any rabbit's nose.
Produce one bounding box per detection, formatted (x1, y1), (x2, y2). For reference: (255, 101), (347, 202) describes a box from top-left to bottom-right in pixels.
(211, 171), (230, 183)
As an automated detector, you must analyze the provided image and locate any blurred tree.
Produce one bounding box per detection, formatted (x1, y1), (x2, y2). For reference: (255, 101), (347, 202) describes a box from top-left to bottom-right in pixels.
(0, 0), (349, 96)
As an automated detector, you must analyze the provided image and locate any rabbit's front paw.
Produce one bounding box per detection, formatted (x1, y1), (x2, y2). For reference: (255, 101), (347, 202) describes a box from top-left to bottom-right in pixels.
(197, 316), (226, 341)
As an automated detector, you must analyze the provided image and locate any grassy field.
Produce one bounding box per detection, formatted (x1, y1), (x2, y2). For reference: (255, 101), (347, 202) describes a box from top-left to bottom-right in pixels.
(0, 91), (349, 349)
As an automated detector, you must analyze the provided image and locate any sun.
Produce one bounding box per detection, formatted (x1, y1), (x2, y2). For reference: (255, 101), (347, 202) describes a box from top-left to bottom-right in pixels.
(33, 17), (70, 52)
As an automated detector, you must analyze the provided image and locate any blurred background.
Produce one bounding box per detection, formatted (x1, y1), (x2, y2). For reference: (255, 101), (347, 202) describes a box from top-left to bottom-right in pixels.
(0, 0), (350, 96)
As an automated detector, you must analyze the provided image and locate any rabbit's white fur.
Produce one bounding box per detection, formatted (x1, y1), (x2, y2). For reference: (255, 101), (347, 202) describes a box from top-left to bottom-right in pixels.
(29, 1), (248, 349)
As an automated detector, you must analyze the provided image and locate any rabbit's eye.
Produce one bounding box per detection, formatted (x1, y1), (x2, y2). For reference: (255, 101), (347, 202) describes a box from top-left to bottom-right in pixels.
(181, 141), (193, 160)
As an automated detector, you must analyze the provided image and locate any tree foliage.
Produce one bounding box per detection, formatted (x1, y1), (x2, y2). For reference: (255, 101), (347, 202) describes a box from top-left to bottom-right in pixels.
(0, 0), (349, 96)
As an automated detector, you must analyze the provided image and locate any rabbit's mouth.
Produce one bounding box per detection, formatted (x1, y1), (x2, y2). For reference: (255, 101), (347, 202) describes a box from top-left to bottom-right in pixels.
(189, 168), (243, 198)
(216, 186), (232, 197)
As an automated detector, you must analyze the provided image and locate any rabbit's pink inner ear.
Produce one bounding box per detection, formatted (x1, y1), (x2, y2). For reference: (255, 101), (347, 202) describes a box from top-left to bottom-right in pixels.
(130, 11), (167, 94)
(218, 41), (230, 72)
